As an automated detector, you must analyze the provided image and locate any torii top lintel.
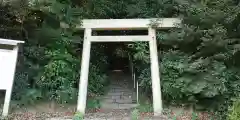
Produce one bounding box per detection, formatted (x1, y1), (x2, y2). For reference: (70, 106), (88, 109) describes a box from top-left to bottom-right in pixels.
(62, 18), (181, 30)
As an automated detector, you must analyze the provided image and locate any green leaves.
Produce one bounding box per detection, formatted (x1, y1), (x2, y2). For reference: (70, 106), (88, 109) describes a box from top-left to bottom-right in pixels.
(129, 42), (150, 63)
(13, 0), (83, 104)
(146, 50), (236, 107)
(88, 64), (108, 94)
(228, 99), (240, 120)
(185, 80), (207, 94)
(22, 88), (42, 105)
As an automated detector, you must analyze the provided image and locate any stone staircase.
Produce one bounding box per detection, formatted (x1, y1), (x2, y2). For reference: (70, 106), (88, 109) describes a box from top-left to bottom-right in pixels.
(100, 72), (138, 110)
(48, 72), (140, 120)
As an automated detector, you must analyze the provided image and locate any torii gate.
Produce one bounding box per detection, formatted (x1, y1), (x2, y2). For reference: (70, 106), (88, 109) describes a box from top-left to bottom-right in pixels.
(76, 18), (181, 116)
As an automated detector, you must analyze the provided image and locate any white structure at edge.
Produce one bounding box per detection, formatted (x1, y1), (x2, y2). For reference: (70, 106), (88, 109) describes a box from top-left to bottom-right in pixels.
(0, 38), (24, 116)
(76, 18), (181, 116)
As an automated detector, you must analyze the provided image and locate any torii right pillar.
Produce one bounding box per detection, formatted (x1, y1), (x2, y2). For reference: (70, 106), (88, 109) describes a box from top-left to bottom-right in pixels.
(148, 27), (162, 116)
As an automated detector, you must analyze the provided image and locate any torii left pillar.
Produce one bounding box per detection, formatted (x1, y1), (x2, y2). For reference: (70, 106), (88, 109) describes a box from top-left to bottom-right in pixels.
(77, 28), (92, 114)
(0, 38), (24, 116)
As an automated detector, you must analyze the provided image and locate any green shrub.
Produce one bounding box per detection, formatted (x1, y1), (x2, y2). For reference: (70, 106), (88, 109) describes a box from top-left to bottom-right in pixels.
(228, 99), (240, 120)
(87, 98), (101, 109)
(73, 111), (84, 120)
(131, 108), (140, 120)
(88, 64), (108, 95)
(36, 48), (80, 103)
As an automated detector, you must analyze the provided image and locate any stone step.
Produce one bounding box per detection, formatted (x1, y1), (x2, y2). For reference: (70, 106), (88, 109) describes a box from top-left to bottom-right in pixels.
(109, 84), (124, 87)
(101, 103), (119, 109)
(115, 99), (133, 104)
(107, 93), (133, 96)
(107, 92), (123, 96)
(118, 104), (138, 109)
(103, 96), (134, 101)
(114, 89), (133, 93)
(107, 92), (134, 96)
(109, 88), (133, 93)
(123, 92), (135, 96)
(101, 96), (119, 101)
(110, 89), (134, 92)
(102, 99), (116, 103)
(101, 103), (138, 110)
(103, 94), (136, 99)
(131, 100), (137, 103)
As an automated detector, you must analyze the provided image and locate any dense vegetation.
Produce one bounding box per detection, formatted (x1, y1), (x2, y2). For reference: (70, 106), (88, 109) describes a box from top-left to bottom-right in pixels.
(1, 0), (240, 119)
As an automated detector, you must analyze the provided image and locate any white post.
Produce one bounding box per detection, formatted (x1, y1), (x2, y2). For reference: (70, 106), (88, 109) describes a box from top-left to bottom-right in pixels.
(2, 46), (19, 116)
(148, 28), (162, 116)
(77, 28), (92, 114)
(136, 75), (139, 103)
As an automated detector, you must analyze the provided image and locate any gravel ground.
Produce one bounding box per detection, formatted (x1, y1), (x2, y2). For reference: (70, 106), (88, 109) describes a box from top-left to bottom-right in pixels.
(2, 109), (170, 120)
(0, 103), (213, 120)
(1, 110), (212, 120)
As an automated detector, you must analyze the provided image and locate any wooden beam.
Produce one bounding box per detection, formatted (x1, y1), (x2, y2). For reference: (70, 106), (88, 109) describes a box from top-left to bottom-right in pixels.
(90, 36), (150, 42)
(61, 18), (181, 30)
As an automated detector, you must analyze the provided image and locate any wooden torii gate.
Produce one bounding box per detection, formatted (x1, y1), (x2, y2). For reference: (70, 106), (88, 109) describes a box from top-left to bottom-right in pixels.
(76, 18), (181, 116)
